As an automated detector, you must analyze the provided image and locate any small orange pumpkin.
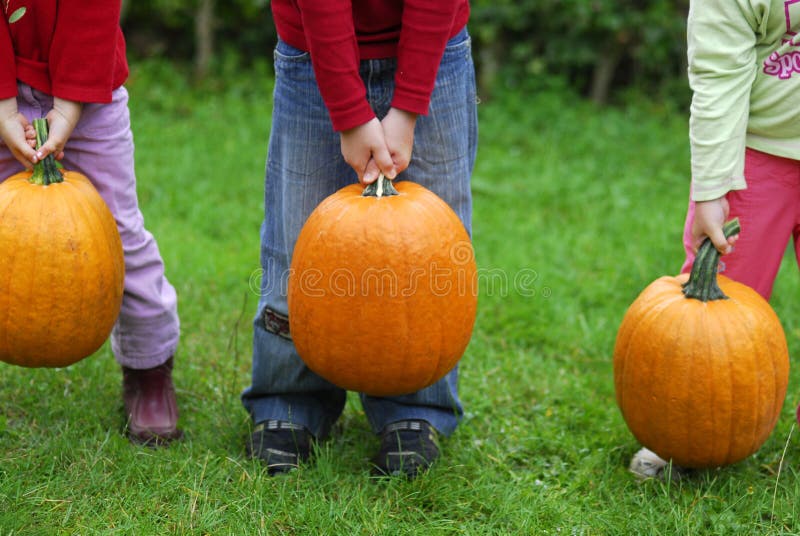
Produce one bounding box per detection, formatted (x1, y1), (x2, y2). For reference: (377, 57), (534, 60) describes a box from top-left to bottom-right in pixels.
(287, 176), (477, 396)
(0, 119), (124, 368)
(614, 219), (789, 468)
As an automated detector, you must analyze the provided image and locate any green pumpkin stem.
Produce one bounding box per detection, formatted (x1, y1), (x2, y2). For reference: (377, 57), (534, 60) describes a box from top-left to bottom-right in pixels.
(362, 174), (399, 198)
(29, 118), (63, 186)
(682, 218), (741, 302)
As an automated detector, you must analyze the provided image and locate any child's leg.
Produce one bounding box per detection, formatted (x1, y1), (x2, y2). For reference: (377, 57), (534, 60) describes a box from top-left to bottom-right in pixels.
(60, 87), (180, 368)
(241, 39), (354, 439)
(359, 28), (478, 438)
(681, 148), (800, 300)
(793, 198), (800, 421)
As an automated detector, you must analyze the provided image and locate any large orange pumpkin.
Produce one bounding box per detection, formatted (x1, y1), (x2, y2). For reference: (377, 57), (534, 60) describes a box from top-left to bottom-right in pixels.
(287, 176), (477, 396)
(614, 219), (789, 468)
(0, 119), (124, 368)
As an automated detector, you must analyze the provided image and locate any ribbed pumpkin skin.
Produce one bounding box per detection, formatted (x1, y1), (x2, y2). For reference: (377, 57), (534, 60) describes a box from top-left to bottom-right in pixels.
(0, 170), (125, 367)
(614, 273), (789, 468)
(288, 180), (477, 397)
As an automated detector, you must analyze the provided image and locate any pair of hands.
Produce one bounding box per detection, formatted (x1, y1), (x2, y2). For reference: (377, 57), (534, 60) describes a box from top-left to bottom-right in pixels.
(692, 197), (739, 255)
(0, 96), (82, 169)
(340, 107), (417, 185)
(343, 107), (740, 258)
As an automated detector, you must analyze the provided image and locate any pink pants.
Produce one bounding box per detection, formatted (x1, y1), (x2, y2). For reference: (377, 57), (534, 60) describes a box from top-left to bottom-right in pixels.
(682, 147), (800, 301)
(0, 84), (179, 369)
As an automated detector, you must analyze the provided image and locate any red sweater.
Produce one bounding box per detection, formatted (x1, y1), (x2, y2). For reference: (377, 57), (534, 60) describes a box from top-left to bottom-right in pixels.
(0, 0), (128, 103)
(271, 0), (470, 132)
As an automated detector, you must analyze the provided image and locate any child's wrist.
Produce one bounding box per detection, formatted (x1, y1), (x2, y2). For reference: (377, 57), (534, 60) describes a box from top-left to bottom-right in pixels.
(52, 97), (83, 129)
(390, 107), (418, 121)
(0, 97), (19, 120)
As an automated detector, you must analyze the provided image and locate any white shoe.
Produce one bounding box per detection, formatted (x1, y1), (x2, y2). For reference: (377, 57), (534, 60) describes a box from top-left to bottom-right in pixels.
(629, 447), (687, 481)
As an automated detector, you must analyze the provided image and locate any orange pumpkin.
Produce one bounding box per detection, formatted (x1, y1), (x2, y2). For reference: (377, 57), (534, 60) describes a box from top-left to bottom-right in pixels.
(287, 176), (477, 396)
(0, 119), (124, 368)
(614, 219), (789, 468)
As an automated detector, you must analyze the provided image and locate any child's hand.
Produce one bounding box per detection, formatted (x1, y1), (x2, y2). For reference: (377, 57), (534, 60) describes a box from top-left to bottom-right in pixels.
(34, 97), (83, 163)
(340, 117), (396, 184)
(0, 97), (37, 169)
(381, 107), (417, 175)
(692, 197), (739, 254)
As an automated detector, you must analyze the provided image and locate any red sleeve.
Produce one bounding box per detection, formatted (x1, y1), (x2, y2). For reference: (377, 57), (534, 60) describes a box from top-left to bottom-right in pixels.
(296, 0), (375, 132)
(392, 1), (461, 115)
(0, 18), (16, 99)
(48, 0), (122, 103)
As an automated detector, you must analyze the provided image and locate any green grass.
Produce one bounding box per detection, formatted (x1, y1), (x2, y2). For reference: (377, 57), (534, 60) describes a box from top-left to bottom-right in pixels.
(2, 61), (800, 534)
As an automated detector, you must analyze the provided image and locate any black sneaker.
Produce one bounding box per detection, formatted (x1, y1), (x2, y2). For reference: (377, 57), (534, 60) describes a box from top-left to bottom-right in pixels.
(246, 420), (314, 475)
(372, 420), (440, 478)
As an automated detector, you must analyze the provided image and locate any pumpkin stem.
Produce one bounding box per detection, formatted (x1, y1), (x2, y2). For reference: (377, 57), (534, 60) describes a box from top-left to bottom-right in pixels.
(362, 174), (399, 198)
(29, 118), (64, 186)
(682, 218), (741, 302)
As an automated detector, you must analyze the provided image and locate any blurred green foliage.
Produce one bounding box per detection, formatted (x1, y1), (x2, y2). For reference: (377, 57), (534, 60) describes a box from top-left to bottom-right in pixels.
(121, 0), (691, 105)
(121, 0), (276, 64)
(469, 0), (690, 103)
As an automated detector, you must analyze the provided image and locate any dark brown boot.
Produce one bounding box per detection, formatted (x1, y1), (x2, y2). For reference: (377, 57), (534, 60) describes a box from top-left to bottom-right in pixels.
(122, 356), (183, 446)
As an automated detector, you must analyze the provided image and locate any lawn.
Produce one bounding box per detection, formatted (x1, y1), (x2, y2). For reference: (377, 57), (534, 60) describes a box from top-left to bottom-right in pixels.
(1, 62), (799, 535)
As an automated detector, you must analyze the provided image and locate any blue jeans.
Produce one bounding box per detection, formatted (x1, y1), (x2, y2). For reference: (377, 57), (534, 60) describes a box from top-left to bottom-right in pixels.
(241, 27), (478, 439)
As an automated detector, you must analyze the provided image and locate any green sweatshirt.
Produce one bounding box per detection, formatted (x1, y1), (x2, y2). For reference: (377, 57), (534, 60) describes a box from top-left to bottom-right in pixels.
(688, 0), (800, 201)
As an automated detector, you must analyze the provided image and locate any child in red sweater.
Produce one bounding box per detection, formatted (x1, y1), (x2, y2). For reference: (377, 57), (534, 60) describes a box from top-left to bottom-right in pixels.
(242, 0), (477, 477)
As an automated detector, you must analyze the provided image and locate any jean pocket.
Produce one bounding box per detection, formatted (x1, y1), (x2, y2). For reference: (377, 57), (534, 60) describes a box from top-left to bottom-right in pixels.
(443, 27), (471, 56)
(274, 39), (311, 63)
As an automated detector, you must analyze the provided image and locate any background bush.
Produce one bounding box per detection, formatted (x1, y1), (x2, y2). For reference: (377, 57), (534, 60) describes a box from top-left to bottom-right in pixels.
(120, 0), (691, 105)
